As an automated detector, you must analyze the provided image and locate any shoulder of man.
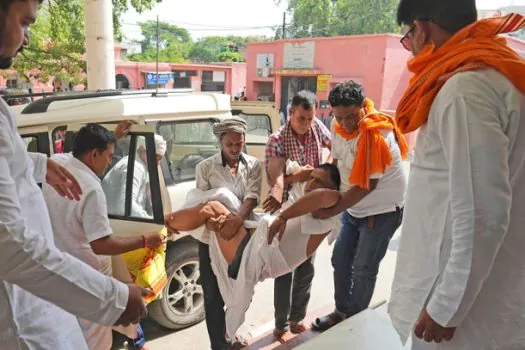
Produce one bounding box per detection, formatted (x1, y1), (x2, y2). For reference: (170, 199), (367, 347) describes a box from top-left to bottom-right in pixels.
(241, 153), (261, 168)
(437, 69), (508, 107)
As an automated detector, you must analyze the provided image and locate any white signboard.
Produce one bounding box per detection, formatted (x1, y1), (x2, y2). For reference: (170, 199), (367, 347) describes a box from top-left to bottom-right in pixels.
(256, 53), (274, 77)
(283, 41), (315, 69)
(213, 71), (225, 82)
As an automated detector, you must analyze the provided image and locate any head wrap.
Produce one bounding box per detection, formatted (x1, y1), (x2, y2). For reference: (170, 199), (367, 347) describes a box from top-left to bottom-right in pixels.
(137, 134), (167, 156)
(212, 117), (247, 139)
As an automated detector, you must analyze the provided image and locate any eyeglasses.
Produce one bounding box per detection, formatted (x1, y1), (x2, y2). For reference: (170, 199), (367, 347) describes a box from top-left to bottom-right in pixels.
(400, 25), (415, 51)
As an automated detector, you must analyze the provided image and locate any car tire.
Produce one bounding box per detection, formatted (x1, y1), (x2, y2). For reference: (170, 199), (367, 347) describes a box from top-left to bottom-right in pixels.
(148, 241), (205, 329)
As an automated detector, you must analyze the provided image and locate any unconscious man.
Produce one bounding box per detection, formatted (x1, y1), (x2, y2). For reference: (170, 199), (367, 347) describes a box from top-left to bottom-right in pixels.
(165, 162), (342, 343)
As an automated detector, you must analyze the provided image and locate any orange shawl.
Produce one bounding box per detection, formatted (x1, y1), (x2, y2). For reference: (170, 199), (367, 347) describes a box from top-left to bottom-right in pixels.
(335, 98), (409, 190)
(396, 13), (525, 133)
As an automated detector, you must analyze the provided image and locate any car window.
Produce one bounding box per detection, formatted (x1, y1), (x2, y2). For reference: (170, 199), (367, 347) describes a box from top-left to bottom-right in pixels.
(52, 126), (67, 154)
(22, 135), (38, 152)
(158, 120), (219, 184)
(237, 113), (271, 144)
(61, 126), (162, 223)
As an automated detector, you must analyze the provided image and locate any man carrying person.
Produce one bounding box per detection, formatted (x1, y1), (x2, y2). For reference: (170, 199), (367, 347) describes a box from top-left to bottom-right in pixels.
(0, 1), (147, 348)
(191, 116), (262, 350)
(42, 123), (167, 350)
(388, 1), (525, 348)
(264, 90), (332, 340)
(165, 162), (342, 343)
(311, 80), (408, 331)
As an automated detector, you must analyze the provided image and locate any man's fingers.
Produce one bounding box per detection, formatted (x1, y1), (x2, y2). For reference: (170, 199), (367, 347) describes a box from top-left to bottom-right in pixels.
(414, 320), (425, 339)
(443, 328), (455, 341)
(423, 328), (435, 343)
(433, 331), (444, 343)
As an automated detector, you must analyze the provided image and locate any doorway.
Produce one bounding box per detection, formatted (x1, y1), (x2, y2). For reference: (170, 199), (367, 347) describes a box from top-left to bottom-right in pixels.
(280, 76), (317, 114)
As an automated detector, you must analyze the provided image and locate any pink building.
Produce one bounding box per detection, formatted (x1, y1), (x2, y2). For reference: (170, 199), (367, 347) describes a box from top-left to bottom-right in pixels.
(246, 34), (525, 118)
(113, 44), (246, 95)
(0, 44), (247, 96)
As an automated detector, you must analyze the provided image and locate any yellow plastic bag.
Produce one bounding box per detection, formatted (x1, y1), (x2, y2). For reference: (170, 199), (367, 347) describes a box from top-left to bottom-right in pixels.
(122, 228), (169, 304)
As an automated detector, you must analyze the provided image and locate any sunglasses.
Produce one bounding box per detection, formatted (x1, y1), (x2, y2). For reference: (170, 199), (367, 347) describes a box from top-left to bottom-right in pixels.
(400, 25), (415, 51)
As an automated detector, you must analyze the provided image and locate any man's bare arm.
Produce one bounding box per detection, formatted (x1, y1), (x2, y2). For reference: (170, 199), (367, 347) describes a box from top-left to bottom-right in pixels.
(280, 189), (341, 220)
(313, 179), (378, 219)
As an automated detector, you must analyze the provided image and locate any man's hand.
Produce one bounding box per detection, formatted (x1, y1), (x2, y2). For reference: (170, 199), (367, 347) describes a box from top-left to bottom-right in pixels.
(268, 216), (287, 244)
(46, 159), (83, 201)
(115, 120), (132, 139)
(164, 214), (180, 235)
(263, 194), (282, 214)
(414, 308), (456, 343)
(115, 284), (151, 326)
(143, 232), (167, 249)
(295, 165), (314, 182)
(217, 214), (244, 241)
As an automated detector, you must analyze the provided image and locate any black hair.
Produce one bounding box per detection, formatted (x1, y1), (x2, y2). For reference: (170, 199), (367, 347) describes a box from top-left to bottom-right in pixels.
(317, 163), (341, 191)
(73, 123), (116, 158)
(0, 0), (43, 10)
(292, 90), (316, 110)
(397, 0), (477, 34)
(328, 80), (365, 108)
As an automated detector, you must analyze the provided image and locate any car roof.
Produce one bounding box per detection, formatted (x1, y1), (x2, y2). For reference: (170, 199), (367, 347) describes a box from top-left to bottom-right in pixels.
(15, 90), (233, 128)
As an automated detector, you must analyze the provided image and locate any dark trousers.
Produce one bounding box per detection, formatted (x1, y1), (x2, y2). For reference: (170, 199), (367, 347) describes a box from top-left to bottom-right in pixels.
(332, 208), (403, 317)
(273, 256), (315, 331)
(199, 242), (229, 350)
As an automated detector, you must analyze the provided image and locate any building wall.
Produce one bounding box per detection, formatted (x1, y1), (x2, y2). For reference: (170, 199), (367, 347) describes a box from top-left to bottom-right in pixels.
(246, 34), (405, 112)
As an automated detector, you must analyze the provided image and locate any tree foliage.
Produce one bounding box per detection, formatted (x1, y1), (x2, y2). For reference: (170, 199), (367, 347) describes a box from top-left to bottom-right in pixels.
(278, 0), (400, 38)
(127, 21), (192, 63)
(131, 30), (270, 63)
(8, 0), (161, 86)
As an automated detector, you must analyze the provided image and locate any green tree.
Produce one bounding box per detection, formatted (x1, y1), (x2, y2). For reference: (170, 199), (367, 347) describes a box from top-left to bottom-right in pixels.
(8, 0), (162, 86)
(188, 35), (270, 63)
(127, 21), (192, 63)
(278, 0), (400, 38)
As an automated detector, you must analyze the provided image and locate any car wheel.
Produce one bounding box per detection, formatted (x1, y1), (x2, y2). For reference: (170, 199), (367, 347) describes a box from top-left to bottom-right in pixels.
(148, 241), (205, 329)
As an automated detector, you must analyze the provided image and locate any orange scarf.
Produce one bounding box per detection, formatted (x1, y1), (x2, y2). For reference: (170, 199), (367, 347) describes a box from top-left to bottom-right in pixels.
(396, 13), (525, 133)
(335, 98), (409, 190)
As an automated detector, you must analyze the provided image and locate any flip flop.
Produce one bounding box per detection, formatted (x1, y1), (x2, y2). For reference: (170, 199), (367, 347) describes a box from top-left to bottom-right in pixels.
(311, 312), (345, 332)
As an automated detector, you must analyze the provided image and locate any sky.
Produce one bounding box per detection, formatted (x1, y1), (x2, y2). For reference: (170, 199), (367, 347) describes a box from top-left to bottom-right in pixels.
(121, 0), (525, 41)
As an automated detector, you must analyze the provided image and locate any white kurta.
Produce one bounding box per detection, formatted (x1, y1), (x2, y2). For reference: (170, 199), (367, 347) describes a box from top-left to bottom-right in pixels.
(0, 100), (129, 350)
(388, 69), (525, 349)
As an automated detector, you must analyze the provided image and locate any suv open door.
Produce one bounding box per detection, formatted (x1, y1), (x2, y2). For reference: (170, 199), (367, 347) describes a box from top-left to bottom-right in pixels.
(63, 124), (166, 235)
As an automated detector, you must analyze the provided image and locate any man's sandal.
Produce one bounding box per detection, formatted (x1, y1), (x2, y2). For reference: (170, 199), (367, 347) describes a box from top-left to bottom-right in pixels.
(311, 312), (346, 331)
(289, 321), (307, 334)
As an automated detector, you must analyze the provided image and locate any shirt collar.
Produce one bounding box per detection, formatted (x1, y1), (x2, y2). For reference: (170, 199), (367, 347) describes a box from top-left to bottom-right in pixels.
(218, 151), (247, 167)
(70, 156), (101, 183)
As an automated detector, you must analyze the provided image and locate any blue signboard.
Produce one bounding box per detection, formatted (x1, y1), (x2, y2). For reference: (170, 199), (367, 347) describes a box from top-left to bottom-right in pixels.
(146, 72), (173, 85)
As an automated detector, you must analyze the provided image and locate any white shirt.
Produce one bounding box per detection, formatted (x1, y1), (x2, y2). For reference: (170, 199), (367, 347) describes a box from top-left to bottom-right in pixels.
(195, 152), (262, 244)
(0, 100), (128, 350)
(43, 154), (113, 275)
(43, 154), (115, 349)
(388, 69), (525, 349)
(331, 120), (406, 218)
(102, 156), (151, 219)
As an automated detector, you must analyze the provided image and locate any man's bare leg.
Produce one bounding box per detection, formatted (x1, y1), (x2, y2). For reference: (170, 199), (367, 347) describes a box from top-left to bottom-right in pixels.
(166, 201), (247, 265)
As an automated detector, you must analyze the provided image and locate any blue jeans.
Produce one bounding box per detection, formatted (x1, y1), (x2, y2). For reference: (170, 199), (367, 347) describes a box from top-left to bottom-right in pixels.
(332, 208), (403, 317)
(126, 323), (145, 349)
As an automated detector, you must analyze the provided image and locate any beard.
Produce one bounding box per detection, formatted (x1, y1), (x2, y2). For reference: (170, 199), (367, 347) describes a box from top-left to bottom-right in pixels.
(0, 18), (23, 70)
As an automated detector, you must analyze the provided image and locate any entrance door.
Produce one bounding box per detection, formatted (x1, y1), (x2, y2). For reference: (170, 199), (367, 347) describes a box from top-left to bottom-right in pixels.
(280, 76), (317, 113)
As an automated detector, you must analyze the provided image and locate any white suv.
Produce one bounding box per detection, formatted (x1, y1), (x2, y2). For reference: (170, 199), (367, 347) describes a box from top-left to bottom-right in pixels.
(14, 89), (279, 330)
